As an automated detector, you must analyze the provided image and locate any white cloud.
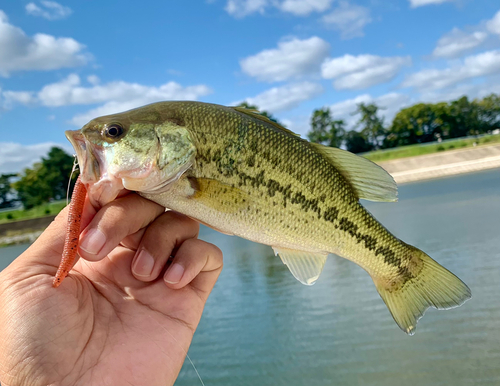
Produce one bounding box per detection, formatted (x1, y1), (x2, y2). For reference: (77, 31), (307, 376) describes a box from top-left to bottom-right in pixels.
(0, 10), (89, 76)
(238, 82), (323, 113)
(329, 92), (412, 128)
(0, 142), (72, 174)
(225, 0), (267, 17)
(87, 75), (100, 85)
(240, 36), (330, 82)
(278, 0), (333, 16)
(36, 75), (212, 126)
(0, 73), (212, 126)
(224, 0), (333, 17)
(321, 54), (411, 90)
(36, 74), (212, 110)
(1, 90), (36, 108)
(322, 1), (371, 39)
(486, 10), (500, 35)
(429, 10), (500, 60)
(433, 28), (488, 58)
(26, 1), (72, 20)
(409, 0), (453, 8)
(417, 80), (500, 104)
(402, 50), (500, 91)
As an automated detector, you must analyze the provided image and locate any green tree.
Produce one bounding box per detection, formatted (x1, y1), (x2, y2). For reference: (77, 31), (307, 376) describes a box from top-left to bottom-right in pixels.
(355, 103), (386, 149)
(14, 147), (77, 209)
(344, 130), (373, 153)
(476, 94), (500, 132)
(0, 173), (17, 208)
(307, 107), (345, 148)
(446, 96), (482, 138)
(237, 102), (281, 125)
(387, 103), (449, 147)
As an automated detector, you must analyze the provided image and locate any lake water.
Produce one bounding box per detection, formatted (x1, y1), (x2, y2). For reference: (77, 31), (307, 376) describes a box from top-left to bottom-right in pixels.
(1, 170), (499, 386)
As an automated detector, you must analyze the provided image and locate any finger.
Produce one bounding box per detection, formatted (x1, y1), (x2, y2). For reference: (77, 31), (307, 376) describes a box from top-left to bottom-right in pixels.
(163, 238), (223, 299)
(131, 211), (199, 281)
(78, 194), (165, 261)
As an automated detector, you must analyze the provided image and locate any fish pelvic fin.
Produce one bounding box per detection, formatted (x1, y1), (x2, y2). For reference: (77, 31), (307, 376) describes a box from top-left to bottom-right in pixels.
(373, 246), (471, 335)
(273, 247), (328, 286)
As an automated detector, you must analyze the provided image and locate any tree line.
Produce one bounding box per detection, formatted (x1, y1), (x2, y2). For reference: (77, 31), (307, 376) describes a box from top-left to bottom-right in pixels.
(2, 94), (500, 211)
(1, 147), (77, 210)
(307, 94), (500, 153)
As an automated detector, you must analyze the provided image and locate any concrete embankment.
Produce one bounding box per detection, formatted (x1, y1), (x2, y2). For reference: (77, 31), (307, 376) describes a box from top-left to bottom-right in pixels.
(377, 143), (500, 184)
(0, 215), (56, 246)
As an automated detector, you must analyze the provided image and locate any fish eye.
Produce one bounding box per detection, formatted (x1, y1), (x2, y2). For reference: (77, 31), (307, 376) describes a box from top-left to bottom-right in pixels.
(105, 124), (124, 139)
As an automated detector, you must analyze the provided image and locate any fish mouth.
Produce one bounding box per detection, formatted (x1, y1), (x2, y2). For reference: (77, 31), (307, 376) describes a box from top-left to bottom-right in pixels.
(65, 130), (96, 183)
(65, 129), (124, 208)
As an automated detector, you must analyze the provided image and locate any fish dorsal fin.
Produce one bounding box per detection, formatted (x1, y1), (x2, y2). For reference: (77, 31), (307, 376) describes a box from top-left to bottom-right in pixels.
(233, 106), (300, 137)
(309, 143), (398, 202)
(273, 247), (328, 286)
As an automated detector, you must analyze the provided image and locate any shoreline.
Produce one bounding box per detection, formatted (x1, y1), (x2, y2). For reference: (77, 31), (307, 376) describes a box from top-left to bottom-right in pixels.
(376, 143), (500, 184)
(0, 230), (44, 247)
(0, 215), (56, 247)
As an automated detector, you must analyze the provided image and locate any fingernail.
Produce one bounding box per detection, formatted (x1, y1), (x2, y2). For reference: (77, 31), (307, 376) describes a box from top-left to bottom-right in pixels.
(132, 249), (155, 277)
(164, 263), (184, 284)
(79, 228), (106, 255)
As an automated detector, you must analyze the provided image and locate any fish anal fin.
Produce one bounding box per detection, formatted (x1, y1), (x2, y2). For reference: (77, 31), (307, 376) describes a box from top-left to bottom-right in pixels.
(273, 247), (328, 286)
(309, 143), (398, 202)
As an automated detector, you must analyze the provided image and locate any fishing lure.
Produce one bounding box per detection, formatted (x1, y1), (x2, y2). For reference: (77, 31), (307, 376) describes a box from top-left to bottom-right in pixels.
(53, 176), (86, 287)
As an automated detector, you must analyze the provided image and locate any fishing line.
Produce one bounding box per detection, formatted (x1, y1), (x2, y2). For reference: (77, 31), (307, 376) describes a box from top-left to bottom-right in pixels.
(150, 315), (205, 386)
(185, 352), (206, 386)
(66, 155), (79, 206)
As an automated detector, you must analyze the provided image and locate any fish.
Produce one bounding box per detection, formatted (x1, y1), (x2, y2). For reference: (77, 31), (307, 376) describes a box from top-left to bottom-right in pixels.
(65, 101), (471, 335)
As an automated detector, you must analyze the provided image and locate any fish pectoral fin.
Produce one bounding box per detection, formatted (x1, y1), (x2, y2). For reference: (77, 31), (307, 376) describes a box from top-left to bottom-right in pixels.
(189, 177), (252, 214)
(272, 247), (328, 286)
(309, 143), (398, 202)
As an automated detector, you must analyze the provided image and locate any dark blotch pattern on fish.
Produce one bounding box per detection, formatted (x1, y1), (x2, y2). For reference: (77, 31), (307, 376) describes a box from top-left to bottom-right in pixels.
(184, 103), (411, 278)
(375, 246), (401, 268)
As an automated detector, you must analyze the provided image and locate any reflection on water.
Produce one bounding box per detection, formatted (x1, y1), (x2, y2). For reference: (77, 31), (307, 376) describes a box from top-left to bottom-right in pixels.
(1, 170), (499, 386)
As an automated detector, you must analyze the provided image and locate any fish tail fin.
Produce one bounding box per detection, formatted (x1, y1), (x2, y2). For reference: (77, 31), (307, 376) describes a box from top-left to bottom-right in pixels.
(374, 247), (471, 335)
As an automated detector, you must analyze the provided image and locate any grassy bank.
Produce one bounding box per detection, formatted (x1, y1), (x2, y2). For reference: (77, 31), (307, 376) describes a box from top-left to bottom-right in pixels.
(363, 134), (500, 163)
(0, 200), (66, 224)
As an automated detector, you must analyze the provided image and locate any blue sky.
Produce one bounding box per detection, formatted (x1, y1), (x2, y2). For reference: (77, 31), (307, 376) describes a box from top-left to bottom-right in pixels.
(1, 0), (500, 173)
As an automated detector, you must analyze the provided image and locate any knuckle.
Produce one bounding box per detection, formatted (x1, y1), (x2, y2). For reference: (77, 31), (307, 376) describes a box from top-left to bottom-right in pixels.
(210, 244), (223, 260)
(143, 225), (172, 249)
(165, 210), (199, 228)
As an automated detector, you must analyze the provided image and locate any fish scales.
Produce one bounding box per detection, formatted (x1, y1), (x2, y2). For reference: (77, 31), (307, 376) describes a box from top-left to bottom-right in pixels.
(66, 100), (471, 335)
(161, 102), (409, 280)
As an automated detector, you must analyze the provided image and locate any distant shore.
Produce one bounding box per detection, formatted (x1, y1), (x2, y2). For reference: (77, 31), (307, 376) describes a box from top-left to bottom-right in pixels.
(377, 143), (500, 184)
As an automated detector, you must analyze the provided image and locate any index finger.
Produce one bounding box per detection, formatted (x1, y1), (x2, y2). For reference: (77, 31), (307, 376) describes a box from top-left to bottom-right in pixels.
(78, 194), (165, 262)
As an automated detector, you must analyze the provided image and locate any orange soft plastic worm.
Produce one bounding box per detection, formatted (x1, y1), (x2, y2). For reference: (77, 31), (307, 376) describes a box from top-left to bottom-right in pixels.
(53, 176), (86, 288)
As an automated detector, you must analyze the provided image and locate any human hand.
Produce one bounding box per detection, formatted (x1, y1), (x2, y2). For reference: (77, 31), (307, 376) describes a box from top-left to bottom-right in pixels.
(0, 193), (223, 386)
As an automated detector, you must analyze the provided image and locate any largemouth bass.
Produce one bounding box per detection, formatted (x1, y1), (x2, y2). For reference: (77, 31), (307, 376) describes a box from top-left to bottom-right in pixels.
(66, 101), (471, 334)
